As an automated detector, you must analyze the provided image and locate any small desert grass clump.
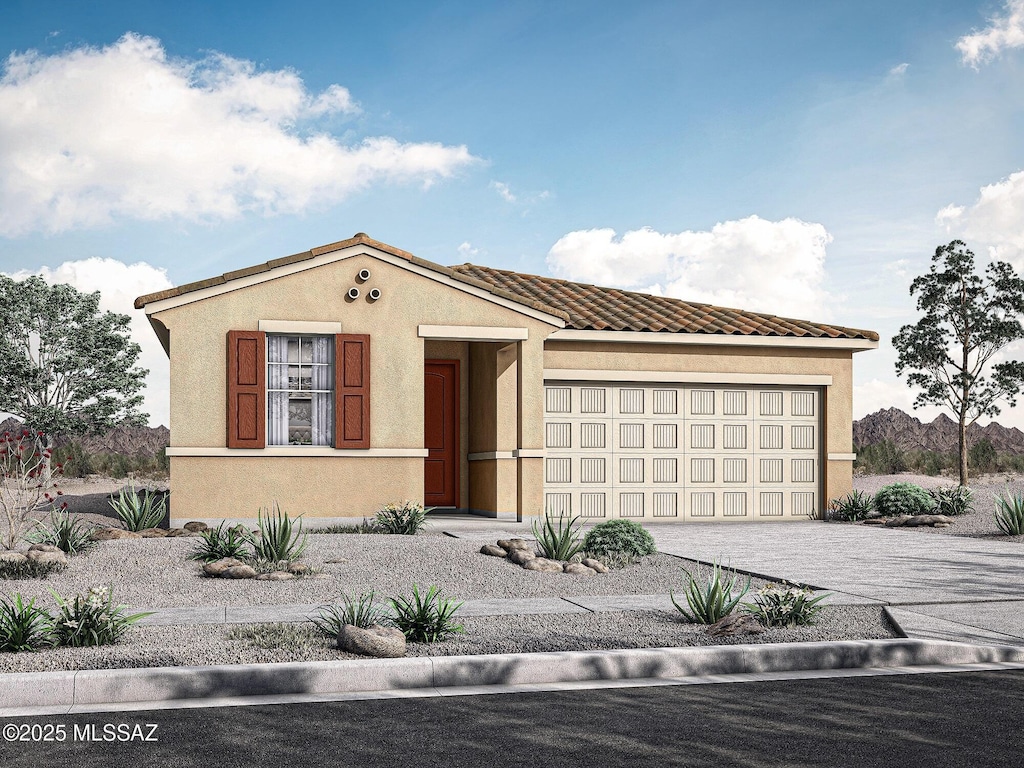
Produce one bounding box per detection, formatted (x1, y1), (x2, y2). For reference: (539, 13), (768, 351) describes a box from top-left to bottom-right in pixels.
(248, 502), (308, 563)
(25, 507), (96, 555)
(308, 519), (380, 534)
(49, 586), (153, 648)
(744, 583), (829, 628)
(994, 491), (1024, 536)
(670, 561), (750, 625)
(825, 490), (875, 522)
(930, 485), (975, 517)
(390, 584), (464, 643)
(581, 519), (656, 565)
(226, 622), (324, 652)
(310, 592), (389, 637)
(532, 513), (585, 561)
(189, 522), (251, 563)
(374, 501), (430, 535)
(108, 483), (168, 532)
(0, 558), (66, 580)
(0, 593), (55, 652)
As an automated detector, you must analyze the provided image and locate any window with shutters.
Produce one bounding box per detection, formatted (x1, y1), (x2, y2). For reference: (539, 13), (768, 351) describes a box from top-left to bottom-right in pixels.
(267, 336), (334, 446)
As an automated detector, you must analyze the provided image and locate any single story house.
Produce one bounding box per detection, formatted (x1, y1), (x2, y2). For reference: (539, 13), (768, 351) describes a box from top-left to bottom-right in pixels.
(135, 233), (878, 525)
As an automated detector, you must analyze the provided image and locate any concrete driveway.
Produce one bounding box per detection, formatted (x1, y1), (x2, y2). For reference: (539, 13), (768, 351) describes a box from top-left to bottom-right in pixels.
(649, 522), (1024, 646)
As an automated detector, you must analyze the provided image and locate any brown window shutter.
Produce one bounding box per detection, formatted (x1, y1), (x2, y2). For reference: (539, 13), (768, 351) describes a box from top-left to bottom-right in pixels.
(226, 330), (266, 448)
(335, 334), (370, 449)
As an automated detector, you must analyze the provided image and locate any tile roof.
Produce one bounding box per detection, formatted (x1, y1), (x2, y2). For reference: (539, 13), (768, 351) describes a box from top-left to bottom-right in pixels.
(450, 264), (879, 341)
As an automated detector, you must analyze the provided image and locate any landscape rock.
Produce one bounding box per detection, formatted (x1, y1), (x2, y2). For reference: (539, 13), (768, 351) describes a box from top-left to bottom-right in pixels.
(707, 614), (765, 638)
(27, 544), (61, 553)
(903, 514), (956, 527)
(286, 562), (310, 575)
(222, 565), (258, 579)
(184, 521), (209, 532)
(480, 544), (506, 557)
(138, 528), (169, 538)
(509, 548), (537, 565)
(581, 558), (610, 573)
(883, 516), (913, 528)
(0, 551), (28, 564)
(26, 548), (68, 566)
(497, 538), (532, 552)
(165, 528), (193, 537)
(89, 528), (142, 541)
(337, 624), (406, 658)
(861, 518), (886, 526)
(563, 562), (597, 576)
(522, 557), (563, 573)
(255, 571), (296, 581)
(202, 557), (246, 576)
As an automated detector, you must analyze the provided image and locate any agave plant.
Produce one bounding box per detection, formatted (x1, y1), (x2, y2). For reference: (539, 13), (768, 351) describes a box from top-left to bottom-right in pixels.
(389, 584), (464, 643)
(25, 506), (96, 555)
(310, 592), (389, 636)
(670, 560), (750, 624)
(532, 513), (584, 561)
(248, 501), (308, 564)
(994, 491), (1024, 536)
(108, 483), (167, 531)
(189, 521), (251, 562)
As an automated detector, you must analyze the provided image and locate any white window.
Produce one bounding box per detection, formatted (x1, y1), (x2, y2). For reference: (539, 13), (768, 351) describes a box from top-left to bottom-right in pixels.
(267, 336), (334, 446)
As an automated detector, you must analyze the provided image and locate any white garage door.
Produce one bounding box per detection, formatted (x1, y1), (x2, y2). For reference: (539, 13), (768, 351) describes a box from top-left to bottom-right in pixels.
(543, 383), (820, 521)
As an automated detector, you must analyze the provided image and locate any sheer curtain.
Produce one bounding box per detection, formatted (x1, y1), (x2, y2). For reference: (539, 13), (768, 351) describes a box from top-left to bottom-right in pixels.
(267, 336), (289, 445)
(311, 337), (333, 446)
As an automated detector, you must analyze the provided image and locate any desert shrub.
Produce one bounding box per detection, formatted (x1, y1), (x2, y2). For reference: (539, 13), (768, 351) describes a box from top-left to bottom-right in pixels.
(744, 583), (829, 627)
(108, 483), (167, 531)
(389, 584), (464, 643)
(670, 561), (750, 624)
(969, 439), (999, 475)
(248, 502), (308, 564)
(872, 482), (936, 517)
(0, 594), (55, 652)
(0, 558), (65, 580)
(25, 507), (96, 555)
(309, 520), (379, 534)
(310, 592), (388, 636)
(854, 441), (907, 475)
(825, 490), (875, 522)
(930, 486), (975, 517)
(49, 586), (152, 647)
(189, 522), (251, 563)
(0, 430), (64, 550)
(226, 623), (323, 651)
(911, 450), (955, 476)
(532, 513), (585, 561)
(582, 519), (656, 562)
(374, 501), (429, 535)
(994, 492), (1024, 536)
(51, 442), (94, 478)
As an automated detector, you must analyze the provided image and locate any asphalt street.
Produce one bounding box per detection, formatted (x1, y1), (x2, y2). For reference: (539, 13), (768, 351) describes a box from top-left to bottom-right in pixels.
(3, 669), (1023, 768)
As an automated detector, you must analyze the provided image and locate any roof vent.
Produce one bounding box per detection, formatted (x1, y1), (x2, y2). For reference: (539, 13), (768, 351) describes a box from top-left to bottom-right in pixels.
(368, 288), (382, 301)
(346, 287), (360, 300)
(357, 269), (371, 282)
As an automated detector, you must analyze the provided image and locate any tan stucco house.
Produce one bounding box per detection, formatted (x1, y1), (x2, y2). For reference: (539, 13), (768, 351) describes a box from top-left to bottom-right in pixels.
(135, 233), (878, 525)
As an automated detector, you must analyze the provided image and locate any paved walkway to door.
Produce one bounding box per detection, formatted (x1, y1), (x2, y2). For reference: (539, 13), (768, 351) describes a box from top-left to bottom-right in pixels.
(649, 522), (1024, 645)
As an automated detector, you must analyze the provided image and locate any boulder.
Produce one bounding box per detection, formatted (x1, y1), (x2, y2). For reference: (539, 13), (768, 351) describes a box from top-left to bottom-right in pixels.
(581, 558), (610, 574)
(202, 557), (246, 576)
(165, 528), (193, 537)
(707, 614), (765, 638)
(861, 518), (886, 526)
(0, 551), (28, 564)
(563, 562), (597, 576)
(903, 514), (956, 527)
(497, 538), (531, 552)
(222, 564), (258, 579)
(183, 521), (210, 532)
(338, 624), (407, 658)
(522, 557), (563, 572)
(138, 528), (169, 538)
(883, 516), (913, 528)
(509, 548), (537, 565)
(27, 543), (61, 553)
(256, 571), (296, 581)
(286, 562), (310, 575)
(26, 548), (68, 566)
(89, 528), (141, 541)
(480, 544), (506, 557)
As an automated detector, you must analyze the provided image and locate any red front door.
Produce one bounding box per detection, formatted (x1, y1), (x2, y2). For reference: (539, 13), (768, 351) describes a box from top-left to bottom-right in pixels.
(424, 360), (460, 508)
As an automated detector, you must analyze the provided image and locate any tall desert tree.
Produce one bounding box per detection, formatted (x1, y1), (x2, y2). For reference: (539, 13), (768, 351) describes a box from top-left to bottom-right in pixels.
(893, 240), (1024, 486)
(0, 275), (148, 451)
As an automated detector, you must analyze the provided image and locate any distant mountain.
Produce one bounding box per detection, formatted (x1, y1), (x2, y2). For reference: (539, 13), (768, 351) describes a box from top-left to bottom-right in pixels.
(854, 407), (1024, 455)
(0, 417), (169, 457)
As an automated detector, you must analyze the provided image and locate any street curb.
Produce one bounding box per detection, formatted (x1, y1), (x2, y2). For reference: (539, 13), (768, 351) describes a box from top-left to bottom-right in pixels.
(3, 638), (1024, 715)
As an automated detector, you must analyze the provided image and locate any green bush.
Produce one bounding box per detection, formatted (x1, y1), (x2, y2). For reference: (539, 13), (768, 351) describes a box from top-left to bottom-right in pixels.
(0, 594), (54, 652)
(994, 492), (1024, 536)
(374, 501), (429, 535)
(854, 441), (907, 475)
(108, 483), (167, 531)
(25, 507), (96, 555)
(248, 502), (308, 564)
(389, 584), (464, 643)
(872, 482), (936, 517)
(310, 592), (387, 636)
(825, 490), (875, 522)
(744, 583), (829, 627)
(670, 561), (750, 624)
(532, 513), (585, 561)
(969, 439), (998, 475)
(189, 522), (251, 563)
(930, 486), (975, 517)
(49, 586), (152, 647)
(581, 519), (656, 562)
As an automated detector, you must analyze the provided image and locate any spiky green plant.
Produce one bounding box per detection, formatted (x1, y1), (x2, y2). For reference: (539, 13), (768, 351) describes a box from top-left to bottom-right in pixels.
(389, 584), (464, 643)
(994, 491), (1024, 536)
(374, 501), (430, 535)
(49, 586), (152, 647)
(0, 593), (55, 652)
(108, 483), (167, 531)
(248, 502), (308, 563)
(670, 561), (750, 624)
(532, 513), (584, 561)
(189, 521), (252, 562)
(744, 583), (830, 627)
(25, 507), (96, 555)
(310, 592), (388, 636)
(930, 486), (975, 517)
(825, 490), (875, 522)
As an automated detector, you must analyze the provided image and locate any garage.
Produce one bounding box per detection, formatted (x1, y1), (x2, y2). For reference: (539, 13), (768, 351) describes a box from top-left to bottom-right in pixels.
(543, 382), (821, 521)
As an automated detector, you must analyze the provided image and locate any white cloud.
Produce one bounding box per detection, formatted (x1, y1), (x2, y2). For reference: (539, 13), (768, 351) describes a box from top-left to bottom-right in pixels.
(0, 33), (477, 236)
(490, 181), (517, 203)
(936, 170), (1024, 263)
(4, 259), (173, 427)
(457, 241), (481, 259)
(888, 62), (909, 77)
(956, 0), (1024, 68)
(546, 216), (834, 319)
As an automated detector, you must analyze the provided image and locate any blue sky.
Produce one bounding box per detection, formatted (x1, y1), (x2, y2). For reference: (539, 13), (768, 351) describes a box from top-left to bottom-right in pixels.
(3, 0), (1024, 429)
